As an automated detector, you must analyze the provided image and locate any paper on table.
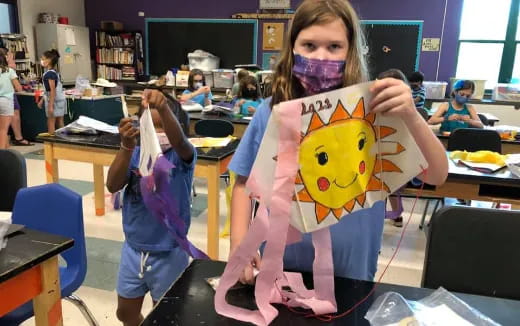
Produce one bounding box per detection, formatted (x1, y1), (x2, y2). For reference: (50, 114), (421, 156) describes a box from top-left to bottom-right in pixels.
(76, 116), (119, 134)
(452, 158), (506, 173)
(189, 136), (234, 148)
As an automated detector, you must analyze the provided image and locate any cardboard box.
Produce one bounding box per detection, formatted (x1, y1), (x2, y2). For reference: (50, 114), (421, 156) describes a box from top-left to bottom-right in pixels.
(101, 21), (124, 31)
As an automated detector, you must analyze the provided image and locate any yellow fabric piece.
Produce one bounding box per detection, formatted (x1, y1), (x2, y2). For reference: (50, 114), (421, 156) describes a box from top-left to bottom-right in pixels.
(450, 150), (508, 166)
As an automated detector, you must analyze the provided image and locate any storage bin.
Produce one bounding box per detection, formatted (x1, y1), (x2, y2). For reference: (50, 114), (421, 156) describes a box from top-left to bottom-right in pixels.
(203, 71), (214, 88)
(188, 50), (220, 71)
(423, 81), (447, 99)
(492, 83), (520, 101)
(450, 78), (486, 100)
(212, 69), (235, 89)
(175, 71), (190, 87)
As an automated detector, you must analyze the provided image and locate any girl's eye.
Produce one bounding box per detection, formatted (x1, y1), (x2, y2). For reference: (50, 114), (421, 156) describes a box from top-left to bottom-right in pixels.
(329, 44), (342, 50)
(358, 137), (366, 151)
(316, 152), (328, 165)
(303, 43), (316, 50)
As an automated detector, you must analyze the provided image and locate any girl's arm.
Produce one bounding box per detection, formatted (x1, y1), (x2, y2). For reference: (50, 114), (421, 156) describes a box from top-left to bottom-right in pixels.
(106, 118), (138, 193)
(143, 89), (194, 163)
(47, 79), (56, 114)
(204, 92), (211, 106)
(11, 78), (22, 92)
(370, 78), (448, 186)
(464, 105), (484, 128)
(428, 103), (448, 125)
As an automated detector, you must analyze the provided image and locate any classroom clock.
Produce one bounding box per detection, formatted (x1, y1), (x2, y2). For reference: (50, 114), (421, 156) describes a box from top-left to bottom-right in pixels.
(259, 0), (291, 10)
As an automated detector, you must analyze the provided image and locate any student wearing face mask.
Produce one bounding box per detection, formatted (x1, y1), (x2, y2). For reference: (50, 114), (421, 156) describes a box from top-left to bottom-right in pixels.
(228, 0), (448, 285)
(233, 75), (263, 115)
(107, 89), (195, 326)
(428, 80), (483, 133)
(180, 69), (212, 106)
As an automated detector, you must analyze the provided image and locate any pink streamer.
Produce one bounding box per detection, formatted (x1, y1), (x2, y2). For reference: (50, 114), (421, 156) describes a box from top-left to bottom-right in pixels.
(215, 102), (337, 325)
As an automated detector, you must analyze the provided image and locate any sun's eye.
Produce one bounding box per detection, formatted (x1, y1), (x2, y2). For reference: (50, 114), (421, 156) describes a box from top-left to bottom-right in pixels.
(358, 137), (366, 150)
(317, 152), (328, 165)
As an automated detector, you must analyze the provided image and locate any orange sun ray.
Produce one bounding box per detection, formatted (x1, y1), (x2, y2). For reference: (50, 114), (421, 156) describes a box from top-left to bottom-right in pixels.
(351, 98), (366, 118)
(366, 176), (390, 193)
(379, 142), (405, 156)
(374, 158), (403, 173)
(329, 100), (351, 123)
(365, 111), (376, 124)
(296, 188), (314, 202)
(332, 208), (344, 219)
(343, 199), (356, 213)
(316, 203), (331, 223)
(307, 112), (326, 133)
(356, 193), (366, 206)
(376, 126), (397, 139)
(295, 172), (303, 184)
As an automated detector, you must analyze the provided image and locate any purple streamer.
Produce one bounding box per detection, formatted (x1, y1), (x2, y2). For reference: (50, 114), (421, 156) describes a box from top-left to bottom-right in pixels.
(140, 155), (210, 260)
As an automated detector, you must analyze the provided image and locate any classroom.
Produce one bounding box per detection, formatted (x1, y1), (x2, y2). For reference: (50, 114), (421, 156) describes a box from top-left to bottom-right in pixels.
(1, 0), (520, 325)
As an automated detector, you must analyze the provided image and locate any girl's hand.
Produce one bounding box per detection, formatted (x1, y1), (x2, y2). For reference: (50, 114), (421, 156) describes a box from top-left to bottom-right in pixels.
(460, 114), (471, 122)
(200, 86), (211, 95)
(369, 78), (420, 125)
(239, 253), (261, 285)
(448, 114), (460, 121)
(142, 89), (168, 112)
(37, 99), (43, 109)
(119, 118), (139, 149)
(247, 106), (256, 114)
(238, 99), (246, 106)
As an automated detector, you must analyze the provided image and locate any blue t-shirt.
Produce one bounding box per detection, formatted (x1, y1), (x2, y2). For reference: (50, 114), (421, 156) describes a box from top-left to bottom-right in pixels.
(229, 98), (385, 281)
(123, 146), (196, 252)
(183, 89), (213, 107)
(43, 70), (59, 92)
(239, 98), (263, 116)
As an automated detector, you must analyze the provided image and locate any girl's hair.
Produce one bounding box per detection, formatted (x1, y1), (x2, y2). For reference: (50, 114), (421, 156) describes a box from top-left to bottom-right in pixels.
(137, 91), (190, 135)
(187, 69), (205, 92)
(271, 0), (368, 108)
(408, 71), (424, 83)
(0, 51), (8, 73)
(43, 49), (60, 67)
(377, 69), (408, 84)
(237, 75), (262, 100)
(237, 69), (249, 82)
(451, 80), (475, 97)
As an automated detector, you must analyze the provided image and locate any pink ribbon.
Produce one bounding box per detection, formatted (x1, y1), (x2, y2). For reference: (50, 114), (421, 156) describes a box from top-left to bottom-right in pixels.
(215, 102), (337, 325)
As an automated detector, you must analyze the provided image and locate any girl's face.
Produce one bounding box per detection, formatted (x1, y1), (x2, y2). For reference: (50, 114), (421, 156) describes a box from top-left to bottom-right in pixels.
(40, 56), (50, 68)
(456, 89), (473, 99)
(193, 74), (203, 88)
(294, 18), (349, 61)
(246, 83), (256, 92)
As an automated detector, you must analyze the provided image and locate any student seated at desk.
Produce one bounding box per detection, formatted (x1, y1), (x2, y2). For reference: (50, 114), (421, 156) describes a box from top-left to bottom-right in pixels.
(231, 69), (249, 97)
(428, 80), (483, 132)
(180, 69), (212, 106)
(233, 75), (263, 116)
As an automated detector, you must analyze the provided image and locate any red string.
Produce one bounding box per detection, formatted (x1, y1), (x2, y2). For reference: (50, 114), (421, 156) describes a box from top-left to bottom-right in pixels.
(280, 167), (428, 322)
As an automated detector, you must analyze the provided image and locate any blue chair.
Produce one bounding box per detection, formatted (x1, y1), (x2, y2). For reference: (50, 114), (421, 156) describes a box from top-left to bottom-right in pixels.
(0, 149), (26, 212)
(0, 184), (98, 325)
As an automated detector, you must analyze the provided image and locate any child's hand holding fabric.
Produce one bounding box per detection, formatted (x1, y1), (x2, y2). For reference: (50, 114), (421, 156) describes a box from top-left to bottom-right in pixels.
(119, 118), (139, 149)
(142, 89), (169, 112)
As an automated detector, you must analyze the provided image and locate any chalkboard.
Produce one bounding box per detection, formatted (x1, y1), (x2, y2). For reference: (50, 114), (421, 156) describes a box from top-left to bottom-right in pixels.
(361, 21), (423, 79)
(146, 18), (258, 75)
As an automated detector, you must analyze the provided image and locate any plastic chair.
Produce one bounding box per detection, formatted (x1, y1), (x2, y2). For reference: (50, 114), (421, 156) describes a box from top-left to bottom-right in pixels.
(477, 113), (490, 126)
(0, 149), (27, 212)
(194, 119), (234, 138)
(0, 184), (98, 325)
(447, 128), (502, 153)
(422, 206), (520, 300)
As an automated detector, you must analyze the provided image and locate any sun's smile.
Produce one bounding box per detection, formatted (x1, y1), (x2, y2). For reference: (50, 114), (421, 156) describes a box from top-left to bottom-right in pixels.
(295, 97), (405, 224)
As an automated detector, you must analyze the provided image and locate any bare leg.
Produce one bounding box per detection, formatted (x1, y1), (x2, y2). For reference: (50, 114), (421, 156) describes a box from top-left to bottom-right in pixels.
(0, 115), (13, 149)
(116, 295), (145, 326)
(389, 196), (403, 227)
(11, 110), (23, 140)
(56, 116), (65, 128)
(47, 117), (56, 134)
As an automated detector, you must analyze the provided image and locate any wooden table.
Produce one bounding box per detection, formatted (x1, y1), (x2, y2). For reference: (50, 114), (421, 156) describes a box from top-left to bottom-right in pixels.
(142, 260), (520, 325)
(189, 112), (251, 138)
(0, 227), (74, 325)
(404, 153), (520, 207)
(37, 134), (239, 260)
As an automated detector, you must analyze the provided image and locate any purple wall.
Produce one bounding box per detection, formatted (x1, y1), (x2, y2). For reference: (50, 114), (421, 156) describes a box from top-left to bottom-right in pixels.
(85, 0), (461, 81)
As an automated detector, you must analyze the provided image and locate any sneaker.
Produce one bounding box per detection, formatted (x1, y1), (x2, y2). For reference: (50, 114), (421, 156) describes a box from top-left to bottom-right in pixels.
(393, 217), (403, 227)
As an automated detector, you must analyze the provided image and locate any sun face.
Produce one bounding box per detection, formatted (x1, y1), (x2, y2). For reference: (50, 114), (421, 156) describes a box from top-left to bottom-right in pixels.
(295, 98), (404, 224)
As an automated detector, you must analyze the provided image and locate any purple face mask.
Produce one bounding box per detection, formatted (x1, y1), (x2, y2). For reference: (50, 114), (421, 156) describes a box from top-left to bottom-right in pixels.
(292, 54), (346, 95)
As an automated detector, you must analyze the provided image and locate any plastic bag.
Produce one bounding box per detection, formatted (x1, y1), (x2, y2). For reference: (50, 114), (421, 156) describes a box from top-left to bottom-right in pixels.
(365, 287), (500, 326)
(0, 213), (12, 252)
(75, 75), (92, 94)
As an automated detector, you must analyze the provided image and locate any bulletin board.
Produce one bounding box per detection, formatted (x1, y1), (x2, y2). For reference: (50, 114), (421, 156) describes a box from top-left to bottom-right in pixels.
(146, 18), (258, 75)
(361, 21), (423, 79)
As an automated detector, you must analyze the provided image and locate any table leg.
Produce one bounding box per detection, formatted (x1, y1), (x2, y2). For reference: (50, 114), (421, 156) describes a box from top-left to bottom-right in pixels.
(93, 164), (105, 216)
(207, 163), (220, 260)
(43, 142), (59, 183)
(33, 256), (63, 326)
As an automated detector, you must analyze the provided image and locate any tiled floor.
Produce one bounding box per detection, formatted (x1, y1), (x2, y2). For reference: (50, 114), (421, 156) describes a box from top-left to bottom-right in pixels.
(10, 143), (433, 325)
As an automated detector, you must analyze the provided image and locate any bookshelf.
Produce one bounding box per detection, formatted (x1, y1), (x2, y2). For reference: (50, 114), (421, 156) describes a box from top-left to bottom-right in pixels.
(0, 33), (32, 76)
(95, 30), (144, 82)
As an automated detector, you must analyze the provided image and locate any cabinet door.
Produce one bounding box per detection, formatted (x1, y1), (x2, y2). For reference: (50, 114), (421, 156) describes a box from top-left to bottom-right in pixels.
(56, 25), (79, 84)
(72, 27), (93, 81)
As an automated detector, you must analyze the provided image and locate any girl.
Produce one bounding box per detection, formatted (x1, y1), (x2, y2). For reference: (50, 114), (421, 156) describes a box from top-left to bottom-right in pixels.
(0, 52), (22, 149)
(231, 69), (250, 97)
(233, 75), (263, 115)
(38, 49), (66, 134)
(229, 0), (448, 285)
(179, 69), (212, 106)
(429, 80), (483, 133)
(107, 89), (195, 326)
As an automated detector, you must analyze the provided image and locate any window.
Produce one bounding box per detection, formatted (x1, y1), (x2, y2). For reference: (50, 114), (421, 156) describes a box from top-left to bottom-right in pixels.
(455, 0), (519, 88)
(0, 1), (18, 34)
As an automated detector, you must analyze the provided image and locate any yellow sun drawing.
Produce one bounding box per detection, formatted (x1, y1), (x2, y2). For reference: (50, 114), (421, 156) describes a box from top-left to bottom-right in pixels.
(295, 97), (404, 224)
